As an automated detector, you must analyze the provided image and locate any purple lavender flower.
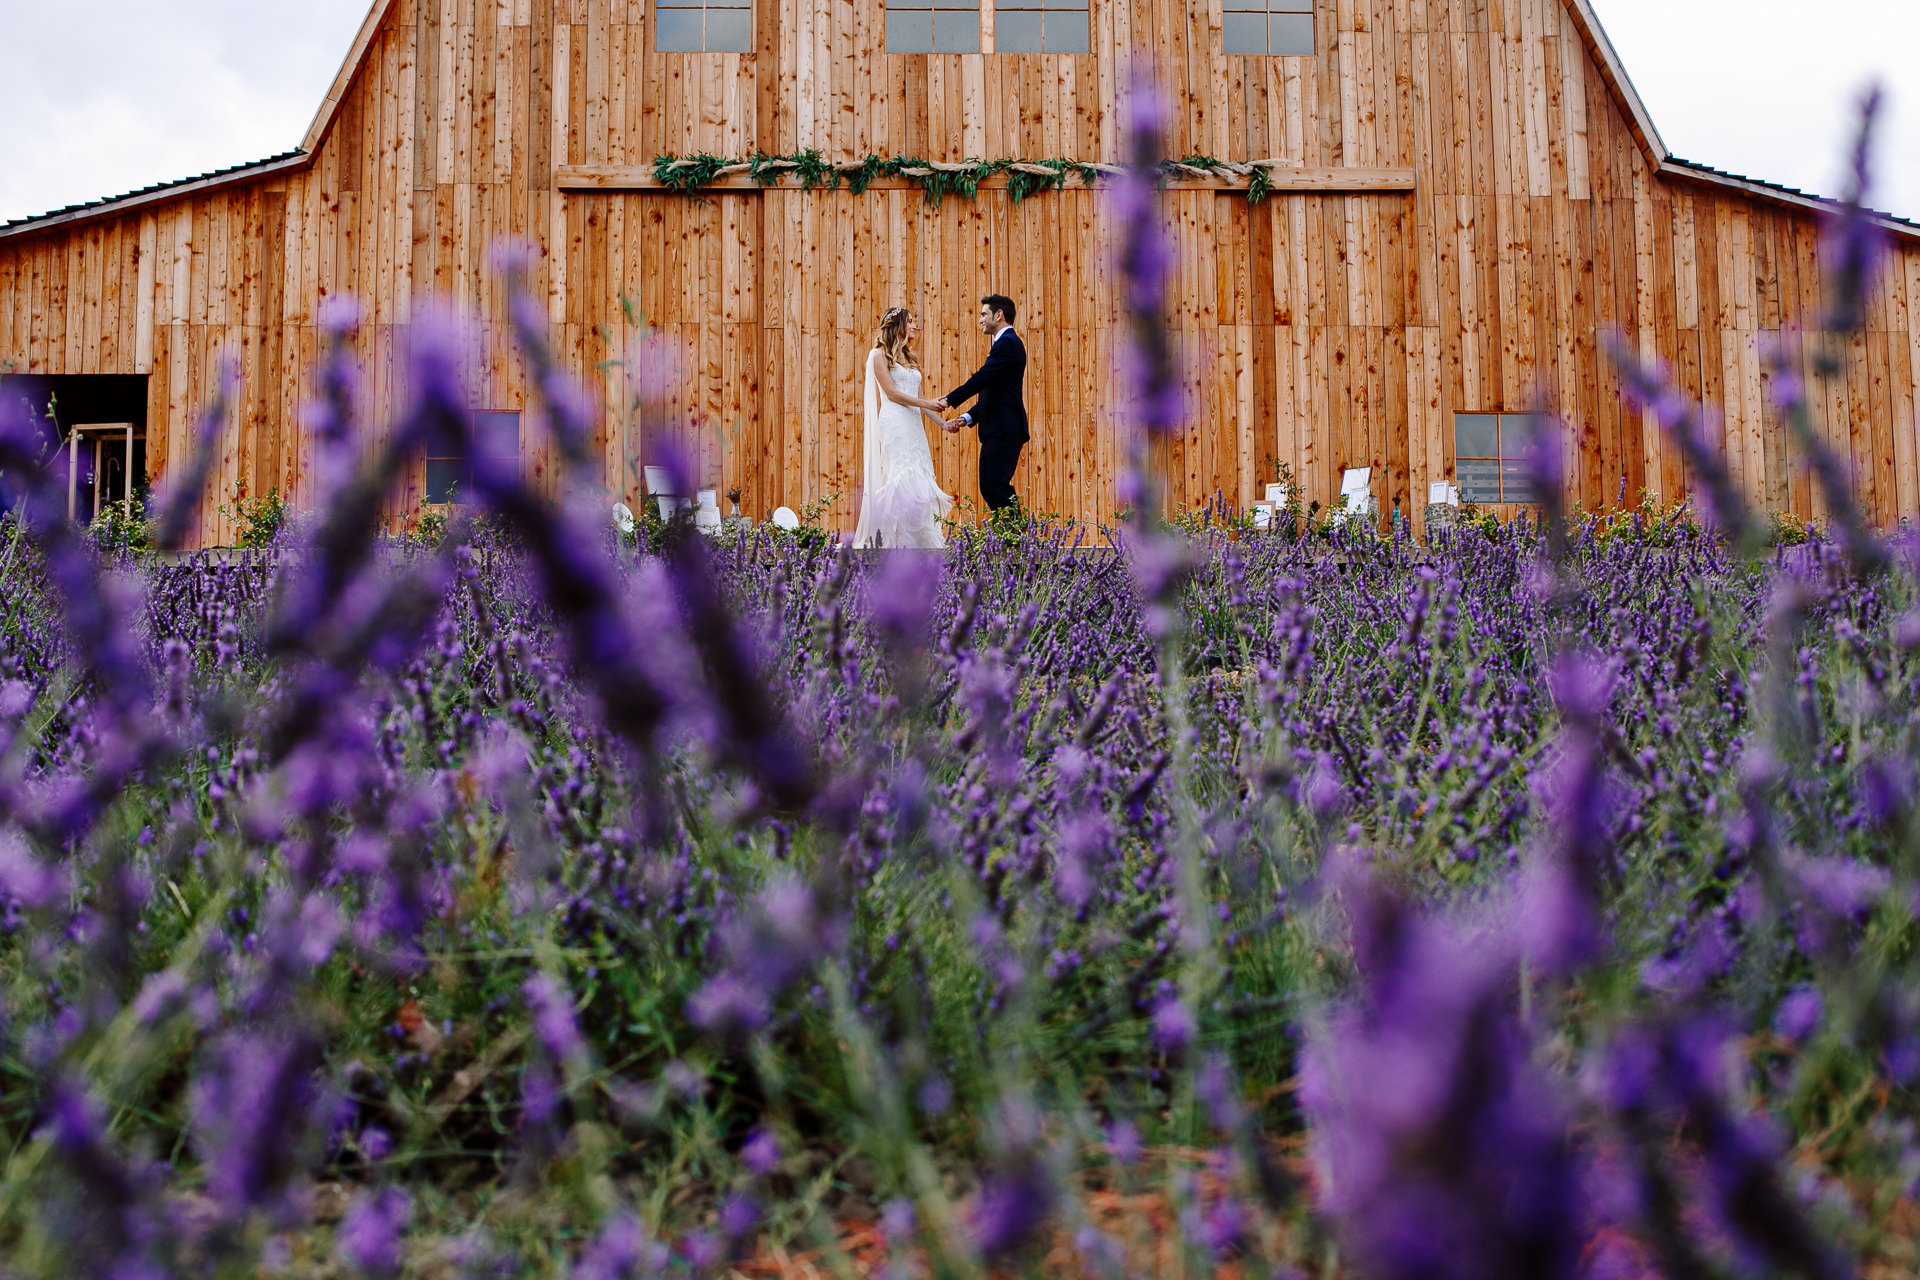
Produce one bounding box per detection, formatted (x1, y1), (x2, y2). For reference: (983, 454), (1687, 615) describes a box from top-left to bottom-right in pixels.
(971, 1164), (1054, 1260)
(524, 972), (587, 1064)
(1149, 994), (1195, 1054)
(740, 1127), (781, 1176)
(1113, 81), (1180, 442)
(718, 1191), (760, 1241)
(339, 1186), (412, 1278)
(1105, 1120), (1143, 1167)
(1775, 989), (1824, 1046)
(1594, 1017), (1848, 1280)
(1303, 864), (1582, 1280)
(191, 1031), (326, 1220)
(149, 356), (239, 551)
(571, 1214), (663, 1280)
(1606, 334), (1758, 552)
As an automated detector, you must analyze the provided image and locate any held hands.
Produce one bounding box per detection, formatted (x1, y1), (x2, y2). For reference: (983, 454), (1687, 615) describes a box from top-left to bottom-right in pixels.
(929, 395), (961, 431)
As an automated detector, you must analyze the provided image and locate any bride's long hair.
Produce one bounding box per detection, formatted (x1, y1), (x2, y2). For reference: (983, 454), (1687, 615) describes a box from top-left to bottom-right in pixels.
(875, 307), (919, 370)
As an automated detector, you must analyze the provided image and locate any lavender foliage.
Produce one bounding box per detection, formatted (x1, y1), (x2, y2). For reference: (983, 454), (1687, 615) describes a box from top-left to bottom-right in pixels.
(0, 85), (1914, 1280)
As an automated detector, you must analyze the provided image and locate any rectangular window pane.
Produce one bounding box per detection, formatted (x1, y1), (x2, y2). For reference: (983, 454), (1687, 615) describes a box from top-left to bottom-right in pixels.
(1271, 13), (1314, 54)
(1273, 0), (1314, 9)
(656, 9), (704, 49)
(996, 0), (1042, 9)
(1499, 461), (1529, 503)
(705, 8), (752, 49)
(1222, 11), (1266, 52)
(1457, 460), (1501, 505)
(425, 458), (468, 504)
(886, 9), (933, 48)
(1220, 0), (1268, 10)
(656, 0), (701, 8)
(1454, 412), (1499, 459)
(475, 411), (521, 457)
(996, 10), (1042, 49)
(1043, 0), (1084, 10)
(1498, 412), (1542, 458)
(1045, 11), (1088, 51)
(888, 0), (930, 8)
(931, 10), (979, 50)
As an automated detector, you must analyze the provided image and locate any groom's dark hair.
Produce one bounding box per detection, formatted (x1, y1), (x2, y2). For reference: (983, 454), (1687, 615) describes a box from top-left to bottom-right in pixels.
(981, 294), (1017, 325)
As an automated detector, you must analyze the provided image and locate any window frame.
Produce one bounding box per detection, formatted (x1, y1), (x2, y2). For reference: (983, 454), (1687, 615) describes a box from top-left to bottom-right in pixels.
(990, 0), (1090, 54)
(883, 0), (983, 53)
(424, 411), (524, 507)
(1452, 411), (1543, 506)
(1220, 0), (1316, 56)
(652, 0), (755, 54)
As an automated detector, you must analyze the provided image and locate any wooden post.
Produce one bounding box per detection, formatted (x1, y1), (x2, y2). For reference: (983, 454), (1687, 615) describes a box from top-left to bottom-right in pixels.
(124, 425), (134, 519)
(67, 431), (78, 522)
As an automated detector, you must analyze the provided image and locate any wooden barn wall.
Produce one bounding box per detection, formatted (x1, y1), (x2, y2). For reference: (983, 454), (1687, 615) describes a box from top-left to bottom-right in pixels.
(0, 0), (1917, 543)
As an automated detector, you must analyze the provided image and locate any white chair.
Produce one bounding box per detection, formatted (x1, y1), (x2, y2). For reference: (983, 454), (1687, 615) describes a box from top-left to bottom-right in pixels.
(611, 502), (636, 534)
(643, 465), (689, 521)
(770, 506), (801, 531)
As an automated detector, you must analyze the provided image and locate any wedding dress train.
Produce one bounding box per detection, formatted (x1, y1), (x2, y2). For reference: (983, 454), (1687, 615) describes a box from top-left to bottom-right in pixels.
(853, 357), (952, 549)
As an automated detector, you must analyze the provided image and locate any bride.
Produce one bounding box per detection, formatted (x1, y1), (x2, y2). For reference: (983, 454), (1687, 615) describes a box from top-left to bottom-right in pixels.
(853, 307), (955, 549)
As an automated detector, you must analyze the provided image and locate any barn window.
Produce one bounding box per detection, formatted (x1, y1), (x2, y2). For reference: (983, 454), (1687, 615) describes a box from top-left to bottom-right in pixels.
(656, 0), (753, 52)
(1222, 0), (1314, 54)
(426, 412), (522, 505)
(995, 0), (1089, 53)
(886, 0), (981, 53)
(1453, 413), (1540, 504)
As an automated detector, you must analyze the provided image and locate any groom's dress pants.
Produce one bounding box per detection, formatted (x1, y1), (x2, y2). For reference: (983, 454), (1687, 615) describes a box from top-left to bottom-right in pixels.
(980, 437), (1023, 511)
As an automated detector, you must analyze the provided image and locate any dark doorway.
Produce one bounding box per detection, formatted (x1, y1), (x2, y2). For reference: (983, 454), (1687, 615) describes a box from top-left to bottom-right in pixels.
(0, 374), (149, 524)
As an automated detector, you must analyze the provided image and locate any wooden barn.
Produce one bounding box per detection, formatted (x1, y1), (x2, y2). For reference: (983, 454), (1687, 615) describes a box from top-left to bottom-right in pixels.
(2, 0), (1918, 543)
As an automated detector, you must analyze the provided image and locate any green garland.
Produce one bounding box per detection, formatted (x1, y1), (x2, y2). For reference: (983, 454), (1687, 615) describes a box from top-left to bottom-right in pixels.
(646, 152), (1268, 204)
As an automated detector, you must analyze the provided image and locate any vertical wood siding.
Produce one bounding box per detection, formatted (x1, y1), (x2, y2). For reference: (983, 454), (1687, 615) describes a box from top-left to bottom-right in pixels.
(0, 0), (1916, 541)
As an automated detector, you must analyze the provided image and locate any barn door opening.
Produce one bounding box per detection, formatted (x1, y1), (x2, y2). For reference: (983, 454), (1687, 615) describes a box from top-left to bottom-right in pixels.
(0, 374), (149, 525)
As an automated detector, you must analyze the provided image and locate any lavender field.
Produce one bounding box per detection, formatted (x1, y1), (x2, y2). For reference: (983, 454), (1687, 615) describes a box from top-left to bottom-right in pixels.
(1, 97), (1918, 1280)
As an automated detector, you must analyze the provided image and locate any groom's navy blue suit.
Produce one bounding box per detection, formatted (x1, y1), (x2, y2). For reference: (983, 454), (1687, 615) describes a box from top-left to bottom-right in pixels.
(946, 327), (1028, 512)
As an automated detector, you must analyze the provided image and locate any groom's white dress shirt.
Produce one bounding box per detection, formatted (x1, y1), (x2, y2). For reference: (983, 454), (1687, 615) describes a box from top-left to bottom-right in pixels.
(957, 327), (1016, 426)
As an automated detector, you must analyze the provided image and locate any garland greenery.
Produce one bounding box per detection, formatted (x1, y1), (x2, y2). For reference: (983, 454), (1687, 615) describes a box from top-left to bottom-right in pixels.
(646, 151), (1275, 205)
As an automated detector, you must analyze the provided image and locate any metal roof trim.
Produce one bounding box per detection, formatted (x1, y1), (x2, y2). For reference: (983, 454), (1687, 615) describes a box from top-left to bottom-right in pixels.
(1659, 157), (1920, 241)
(0, 152), (311, 242)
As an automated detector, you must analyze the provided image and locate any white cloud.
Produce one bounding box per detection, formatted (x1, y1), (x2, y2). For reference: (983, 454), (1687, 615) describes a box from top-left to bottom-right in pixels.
(0, 0), (367, 222)
(1595, 0), (1920, 221)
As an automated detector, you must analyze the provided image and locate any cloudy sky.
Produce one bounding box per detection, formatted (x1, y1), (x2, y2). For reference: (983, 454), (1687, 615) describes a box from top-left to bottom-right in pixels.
(0, 0), (1913, 223)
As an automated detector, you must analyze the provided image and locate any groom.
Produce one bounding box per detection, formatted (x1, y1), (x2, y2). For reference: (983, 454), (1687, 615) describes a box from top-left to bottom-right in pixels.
(935, 294), (1027, 512)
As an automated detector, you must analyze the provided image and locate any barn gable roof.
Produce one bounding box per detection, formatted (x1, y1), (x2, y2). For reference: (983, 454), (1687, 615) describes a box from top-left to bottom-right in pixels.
(301, 0), (403, 155)
(0, 0), (1914, 243)
(0, 151), (308, 238)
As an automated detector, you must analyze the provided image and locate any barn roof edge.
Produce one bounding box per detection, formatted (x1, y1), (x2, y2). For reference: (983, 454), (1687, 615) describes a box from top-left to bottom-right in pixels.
(0, 152), (311, 243)
(301, 0), (403, 154)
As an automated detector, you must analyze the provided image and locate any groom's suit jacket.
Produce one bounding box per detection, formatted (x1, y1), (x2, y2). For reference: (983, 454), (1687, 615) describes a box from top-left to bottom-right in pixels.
(946, 329), (1030, 444)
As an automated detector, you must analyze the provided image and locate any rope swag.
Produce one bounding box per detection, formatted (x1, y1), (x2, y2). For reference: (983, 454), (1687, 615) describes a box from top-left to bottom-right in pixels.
(649, 151), (1287, 205)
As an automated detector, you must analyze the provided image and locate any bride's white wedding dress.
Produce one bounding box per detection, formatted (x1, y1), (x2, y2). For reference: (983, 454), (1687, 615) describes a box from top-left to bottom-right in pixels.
(853, 355), (953, 549)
